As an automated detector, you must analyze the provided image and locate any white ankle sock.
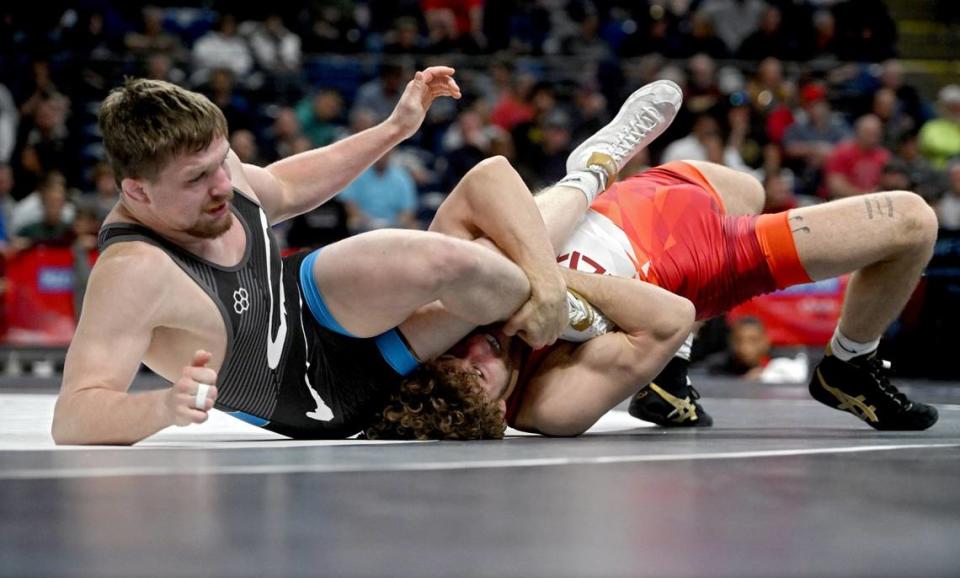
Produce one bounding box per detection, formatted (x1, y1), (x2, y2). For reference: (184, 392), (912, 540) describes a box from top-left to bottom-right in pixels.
(676, 333), (694, 361)
(830, 328), (880, 362)
(556, 166), (608, 205)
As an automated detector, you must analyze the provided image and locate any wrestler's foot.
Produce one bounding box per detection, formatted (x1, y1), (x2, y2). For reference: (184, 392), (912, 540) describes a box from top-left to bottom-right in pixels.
(628, 357), (713, 427)
(809, 347), (938, 431)
(566, 79), (683, 187)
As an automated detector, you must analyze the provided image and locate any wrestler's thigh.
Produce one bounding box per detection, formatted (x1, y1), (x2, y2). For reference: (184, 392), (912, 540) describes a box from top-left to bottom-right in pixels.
(788, 191), (936, 280)
(309, 229), (479, 337)
(684, 160), (765, 216)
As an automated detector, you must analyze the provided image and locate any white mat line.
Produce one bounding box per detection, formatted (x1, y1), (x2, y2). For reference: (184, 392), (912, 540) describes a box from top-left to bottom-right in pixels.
(2, 443), (957, 480)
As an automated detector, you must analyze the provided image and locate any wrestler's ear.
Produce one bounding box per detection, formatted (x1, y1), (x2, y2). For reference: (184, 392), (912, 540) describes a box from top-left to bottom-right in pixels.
(120, 177), (149, 204)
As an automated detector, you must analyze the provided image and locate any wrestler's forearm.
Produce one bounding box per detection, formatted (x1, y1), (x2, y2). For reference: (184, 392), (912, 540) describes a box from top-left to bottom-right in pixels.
(51, 388), (173, 445)
(264, 120), (405, 215)
(560, 268), (694, 340)
(439, 157), (561, 292)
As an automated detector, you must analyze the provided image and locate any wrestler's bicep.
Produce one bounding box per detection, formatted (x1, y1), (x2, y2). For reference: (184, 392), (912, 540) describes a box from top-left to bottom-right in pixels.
(61, 254), (161, 397)
(513, 335), (647, 436)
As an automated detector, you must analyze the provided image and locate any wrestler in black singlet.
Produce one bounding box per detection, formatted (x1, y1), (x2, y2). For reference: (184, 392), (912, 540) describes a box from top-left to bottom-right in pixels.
(98, 191), (403, 438)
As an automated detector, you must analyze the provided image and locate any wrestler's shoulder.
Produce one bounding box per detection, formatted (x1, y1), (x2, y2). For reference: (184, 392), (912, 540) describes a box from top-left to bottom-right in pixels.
(92, 241), (176, 285)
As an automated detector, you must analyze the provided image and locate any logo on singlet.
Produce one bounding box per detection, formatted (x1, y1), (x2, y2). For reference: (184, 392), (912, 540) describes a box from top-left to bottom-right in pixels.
(233, 288), (250, 314)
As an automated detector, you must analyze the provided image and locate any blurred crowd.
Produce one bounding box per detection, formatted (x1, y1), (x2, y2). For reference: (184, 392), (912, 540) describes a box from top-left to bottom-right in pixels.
(0, 0), (959, 265)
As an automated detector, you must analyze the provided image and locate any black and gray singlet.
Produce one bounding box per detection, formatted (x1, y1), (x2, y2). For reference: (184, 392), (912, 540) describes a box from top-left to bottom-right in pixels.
(98, 191), (413, 438)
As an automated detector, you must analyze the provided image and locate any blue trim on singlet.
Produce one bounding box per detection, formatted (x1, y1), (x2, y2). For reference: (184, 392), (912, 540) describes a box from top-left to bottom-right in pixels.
(227, 410), (270, 427)
(299, 248), (421, 376)
(374, 329), (420, 376)
(299, 249), (354, 336)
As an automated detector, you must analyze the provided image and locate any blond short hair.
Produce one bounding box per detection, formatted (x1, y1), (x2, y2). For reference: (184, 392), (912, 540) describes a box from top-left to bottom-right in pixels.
(98, 78), (227, 182)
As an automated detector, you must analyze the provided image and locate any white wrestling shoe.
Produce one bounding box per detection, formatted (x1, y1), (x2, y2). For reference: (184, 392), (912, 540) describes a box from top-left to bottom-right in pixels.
(566, 79), (683, 185)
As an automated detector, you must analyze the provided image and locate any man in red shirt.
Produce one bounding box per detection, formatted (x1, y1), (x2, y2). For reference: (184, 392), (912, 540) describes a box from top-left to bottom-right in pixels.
(824, 114), (891, 198)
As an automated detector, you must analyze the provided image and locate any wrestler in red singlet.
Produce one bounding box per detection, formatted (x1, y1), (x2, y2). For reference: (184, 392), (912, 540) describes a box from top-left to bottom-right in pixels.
(506, 161), (813, 424)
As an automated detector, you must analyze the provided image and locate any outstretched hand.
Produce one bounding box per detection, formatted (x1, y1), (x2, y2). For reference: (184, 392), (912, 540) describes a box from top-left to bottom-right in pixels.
(388, 66), (462, 140)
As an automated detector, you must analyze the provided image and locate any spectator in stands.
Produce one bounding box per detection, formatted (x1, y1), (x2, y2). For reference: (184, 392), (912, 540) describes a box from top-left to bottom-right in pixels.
(685, 54), (723, 115)
(383, 16), (427, 54)
(229, 129), (264, 166)
(872, 87), (915, 150)
(709, 317), (771, 379)
(265, 107), (305, 161)
(551, 1), (610, 59)
(422, 0), (486, 53)
(662, 112), (747, 170)
(296, 89), (345, 147)
(919, 85), (960, 169)
(935, 161), (960, 230)
(570, 84), (607, 146)
(747, 57), (793, 120)
(763, 170), (798, 213)
(699, 0), (766, 55)
(807, 9), (838, 61)
(202, 68), (254, 133)
(510, 81), (564, 184)
(124, 6), (184, 61)
(14, 93), (77, 196)
(489, 68), (535, 132)
(143, 53), (186, 85)
(0, 82), (16, 164)
(11, 171), (75, 234)
(783, 83), (851, 196)
(737, 5), (797, 61)
(675, 10), (730, 59)
(895, 130), (944, 202)
(11, 176), (74, 250)
(878, 159), (912, 194)
(300, 0), (364, 54)
(353, 62), (407, 122)
(619, 7), (682, 58)
(242, 13), (303, 104)
(191, 13), (255, 87)
(877, 60), (932, 130)
(340, 150), (418, 231)
(441, 104), (496, 190)
(80, 162), (119, 222)
(824, 114), (891, 198)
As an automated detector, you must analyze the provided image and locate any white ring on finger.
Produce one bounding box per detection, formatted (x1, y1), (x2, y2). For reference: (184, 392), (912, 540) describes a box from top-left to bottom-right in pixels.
(194, 383), (211, 410)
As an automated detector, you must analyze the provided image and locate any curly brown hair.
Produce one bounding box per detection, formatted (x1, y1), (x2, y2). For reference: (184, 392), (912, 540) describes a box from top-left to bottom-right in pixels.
(364, 363), (506, 440)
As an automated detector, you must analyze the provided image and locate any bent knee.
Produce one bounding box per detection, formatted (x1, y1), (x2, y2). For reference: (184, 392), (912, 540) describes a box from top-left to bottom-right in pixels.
(891, 191), (938, 249)
(651, 296), (696, 343)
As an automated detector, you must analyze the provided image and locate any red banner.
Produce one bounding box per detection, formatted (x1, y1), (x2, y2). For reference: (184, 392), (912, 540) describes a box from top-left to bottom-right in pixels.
(2, 248), (82, 346)
(727, 276), (849, 346)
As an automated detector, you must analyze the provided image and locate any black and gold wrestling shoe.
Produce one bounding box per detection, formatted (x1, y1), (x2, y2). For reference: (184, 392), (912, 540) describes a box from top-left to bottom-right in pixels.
(628, 357), (713, 427)
(809, 348), (938, 431)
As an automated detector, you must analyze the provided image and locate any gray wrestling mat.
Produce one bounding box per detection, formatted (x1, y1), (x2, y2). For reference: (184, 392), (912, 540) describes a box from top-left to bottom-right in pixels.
(2, 376), (959, 577)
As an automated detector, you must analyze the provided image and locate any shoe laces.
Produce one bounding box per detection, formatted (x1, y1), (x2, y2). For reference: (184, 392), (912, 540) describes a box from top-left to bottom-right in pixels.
(862, 356), (911, 409)
(611, 108), (662, 161)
